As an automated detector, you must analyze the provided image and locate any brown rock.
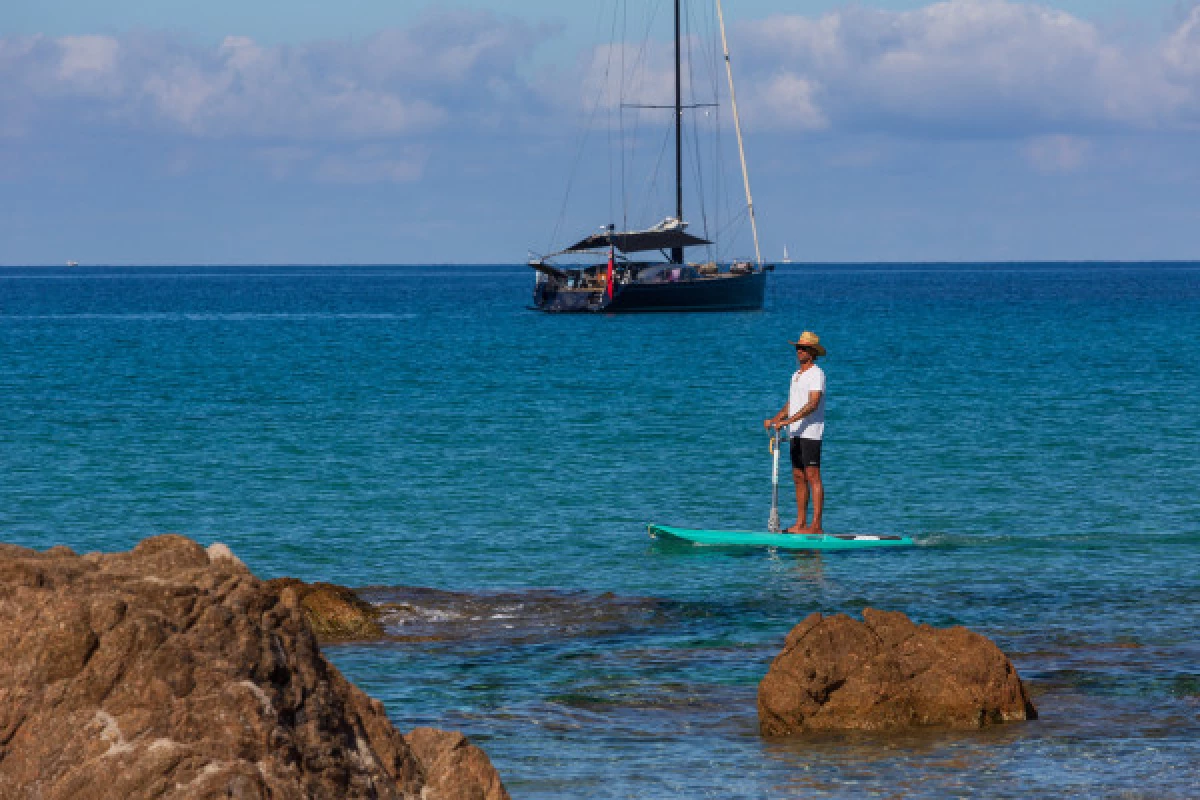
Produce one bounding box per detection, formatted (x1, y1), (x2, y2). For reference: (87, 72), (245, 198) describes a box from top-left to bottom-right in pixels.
(405, 728), (511, 800)
(758, 608), (1038, 735)
(0, 534), (510, 800)
(265, 578), (385, 641)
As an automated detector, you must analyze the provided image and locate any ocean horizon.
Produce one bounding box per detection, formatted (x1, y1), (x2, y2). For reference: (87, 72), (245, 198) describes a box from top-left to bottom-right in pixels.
(9, 260), (1200, 267)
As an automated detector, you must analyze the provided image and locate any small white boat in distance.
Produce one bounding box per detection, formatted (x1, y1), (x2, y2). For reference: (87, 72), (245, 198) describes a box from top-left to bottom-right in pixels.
(781, 246), (791, 264)
(66, 261), (79, 267)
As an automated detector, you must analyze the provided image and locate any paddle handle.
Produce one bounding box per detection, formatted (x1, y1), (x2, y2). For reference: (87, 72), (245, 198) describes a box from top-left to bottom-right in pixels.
(768, 426), (782, 533)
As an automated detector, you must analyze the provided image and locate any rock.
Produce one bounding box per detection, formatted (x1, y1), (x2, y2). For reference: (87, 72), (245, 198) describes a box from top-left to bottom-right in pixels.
(265, 578), (386, 641)
(205, 542), (244, 568)
(405, 728), (510, 800)
(0, 534), (510, 800)
(758, 608), (1038, 735)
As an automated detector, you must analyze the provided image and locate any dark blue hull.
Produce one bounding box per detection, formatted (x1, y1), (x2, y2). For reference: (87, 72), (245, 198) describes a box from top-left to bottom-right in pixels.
(533, 269), (766, 313)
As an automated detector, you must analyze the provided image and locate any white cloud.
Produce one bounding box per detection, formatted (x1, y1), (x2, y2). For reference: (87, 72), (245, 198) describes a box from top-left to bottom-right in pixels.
(736, 0), (1200, 135)
(0, 12), (549, 141)
(142, 64), (225, 128)
(57, 35), (119, 83)
(6, 1), (1200, 172)
(759, 74), (829, 131)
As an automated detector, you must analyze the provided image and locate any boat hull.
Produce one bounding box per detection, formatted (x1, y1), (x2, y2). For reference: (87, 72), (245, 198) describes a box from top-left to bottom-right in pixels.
(533, 269), (766, 313)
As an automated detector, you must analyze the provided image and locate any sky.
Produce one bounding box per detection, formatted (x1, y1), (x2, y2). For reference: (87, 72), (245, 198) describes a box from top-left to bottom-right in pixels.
(3, 0), (1200, 264)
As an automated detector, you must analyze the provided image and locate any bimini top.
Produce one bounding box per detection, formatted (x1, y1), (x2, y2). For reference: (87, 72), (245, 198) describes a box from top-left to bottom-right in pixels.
(562, 218), (712, 255)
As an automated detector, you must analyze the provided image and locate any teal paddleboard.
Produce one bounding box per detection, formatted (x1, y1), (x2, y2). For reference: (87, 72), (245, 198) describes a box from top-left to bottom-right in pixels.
(648, 524), (915, 551)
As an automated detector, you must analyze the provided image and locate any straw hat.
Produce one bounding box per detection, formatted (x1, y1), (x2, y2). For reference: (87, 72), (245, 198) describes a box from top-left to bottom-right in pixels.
(789, 331), (826, 356)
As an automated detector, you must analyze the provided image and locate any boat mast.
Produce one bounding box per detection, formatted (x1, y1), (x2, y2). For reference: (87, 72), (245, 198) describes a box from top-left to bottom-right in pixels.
(672, 0), (684, 265)
(716, 0), (762, 265)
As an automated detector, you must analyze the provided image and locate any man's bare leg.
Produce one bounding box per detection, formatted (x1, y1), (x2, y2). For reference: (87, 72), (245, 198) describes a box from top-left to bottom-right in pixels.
(805, 465), (824, 533)
(787, 467), (810, 533)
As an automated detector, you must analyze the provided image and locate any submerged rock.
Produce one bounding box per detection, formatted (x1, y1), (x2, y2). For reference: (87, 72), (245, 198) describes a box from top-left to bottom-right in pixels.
(266, 577), (386, 641)
(758, 608), (1037, 735)
(0, 534), (509, 799)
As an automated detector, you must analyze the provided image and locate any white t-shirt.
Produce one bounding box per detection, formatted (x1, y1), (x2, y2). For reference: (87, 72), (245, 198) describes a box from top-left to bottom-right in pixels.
(788, 364), (826, 440)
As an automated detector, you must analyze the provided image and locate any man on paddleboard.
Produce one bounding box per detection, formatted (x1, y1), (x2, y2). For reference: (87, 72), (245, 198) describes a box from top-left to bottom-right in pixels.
(764, 331), (827, 533)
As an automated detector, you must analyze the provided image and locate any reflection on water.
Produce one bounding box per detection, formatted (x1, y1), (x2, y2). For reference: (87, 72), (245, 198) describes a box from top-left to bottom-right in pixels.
(650, 535), (831, 586)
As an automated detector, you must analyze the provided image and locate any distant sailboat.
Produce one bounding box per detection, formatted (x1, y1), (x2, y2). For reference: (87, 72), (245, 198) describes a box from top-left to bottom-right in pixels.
(528, 0), (771, 312)
(781, 246), (791, 264)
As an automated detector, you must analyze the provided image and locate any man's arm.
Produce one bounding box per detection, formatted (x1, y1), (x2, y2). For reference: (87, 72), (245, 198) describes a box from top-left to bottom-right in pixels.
(779, 390), (823, 428)
(764, 403), (790, 430)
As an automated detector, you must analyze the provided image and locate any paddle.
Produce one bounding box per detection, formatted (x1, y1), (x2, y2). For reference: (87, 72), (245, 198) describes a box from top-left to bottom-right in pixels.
(768, 425), (783, 533)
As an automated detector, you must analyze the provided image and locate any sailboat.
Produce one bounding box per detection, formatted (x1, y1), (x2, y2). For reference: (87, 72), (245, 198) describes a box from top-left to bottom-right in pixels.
(781, 246), (791, 264)
(529, 0), (772, 312)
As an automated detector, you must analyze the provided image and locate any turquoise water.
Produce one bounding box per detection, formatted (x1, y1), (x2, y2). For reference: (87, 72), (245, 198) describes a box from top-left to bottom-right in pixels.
(2, 264), (1198, 797)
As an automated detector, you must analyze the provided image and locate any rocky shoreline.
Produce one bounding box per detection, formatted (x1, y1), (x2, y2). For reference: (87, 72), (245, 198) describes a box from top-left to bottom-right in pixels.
(0, 535), (509, 799)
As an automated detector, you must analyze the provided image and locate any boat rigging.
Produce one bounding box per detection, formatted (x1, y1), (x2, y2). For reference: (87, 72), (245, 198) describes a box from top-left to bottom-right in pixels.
(529, 0), (772, 312)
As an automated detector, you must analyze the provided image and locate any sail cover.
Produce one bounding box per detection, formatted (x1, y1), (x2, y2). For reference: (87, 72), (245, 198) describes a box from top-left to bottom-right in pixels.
(563, 228), (712, 254)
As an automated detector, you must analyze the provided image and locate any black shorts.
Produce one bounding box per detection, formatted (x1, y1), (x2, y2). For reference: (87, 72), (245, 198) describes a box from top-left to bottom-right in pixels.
(789, 437), (822, 469)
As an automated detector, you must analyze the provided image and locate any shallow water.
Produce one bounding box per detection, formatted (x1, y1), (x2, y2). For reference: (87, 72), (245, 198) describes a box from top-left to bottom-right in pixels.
(2, 263), (1198, 797)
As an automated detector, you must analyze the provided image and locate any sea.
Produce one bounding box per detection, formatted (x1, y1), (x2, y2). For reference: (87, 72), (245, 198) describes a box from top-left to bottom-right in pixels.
(1, 263), (1197, 798)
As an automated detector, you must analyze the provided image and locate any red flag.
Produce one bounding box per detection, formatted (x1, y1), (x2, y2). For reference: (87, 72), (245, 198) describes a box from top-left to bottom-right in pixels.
(606, 248), (614, 299)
